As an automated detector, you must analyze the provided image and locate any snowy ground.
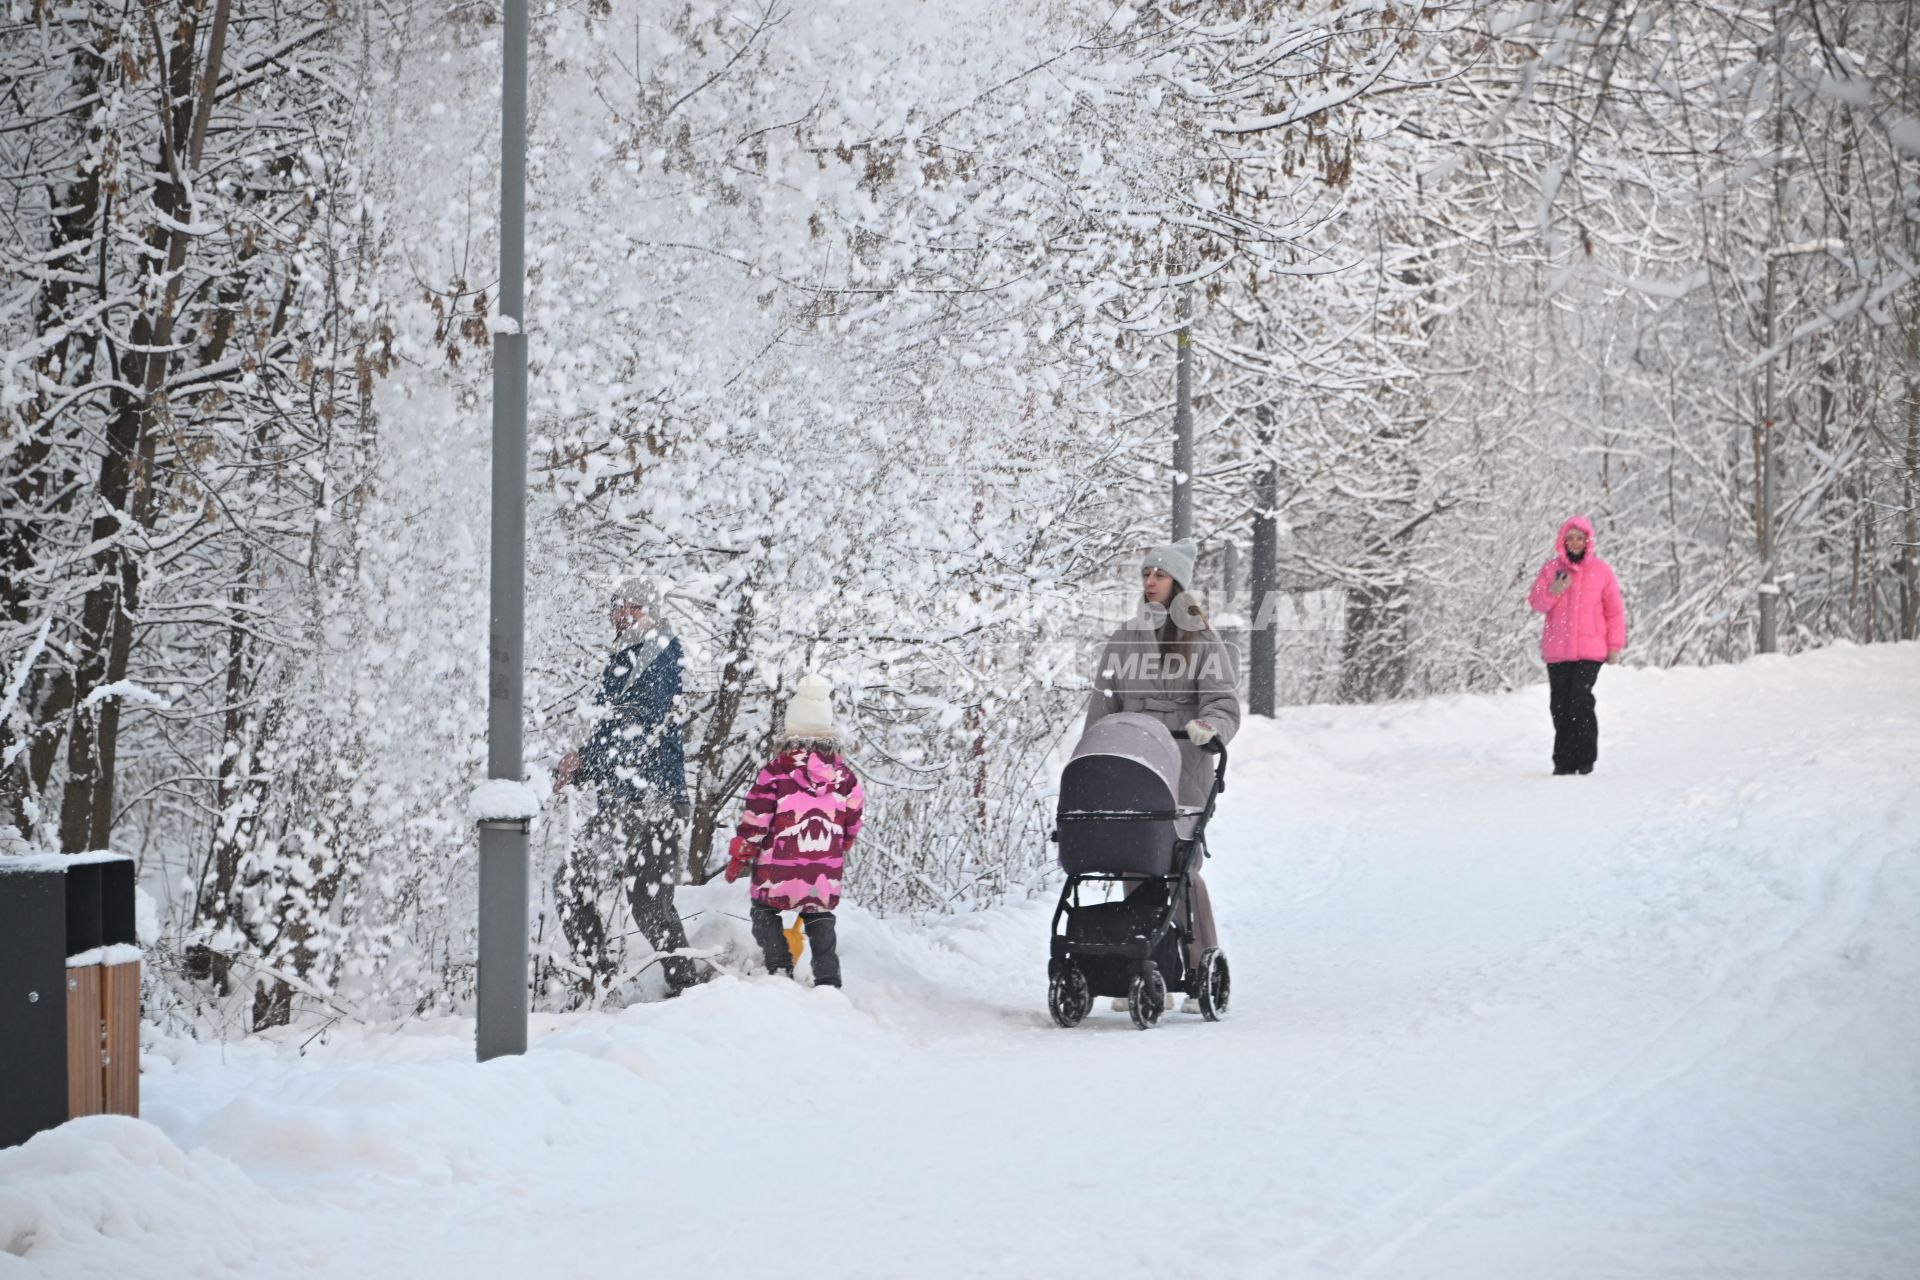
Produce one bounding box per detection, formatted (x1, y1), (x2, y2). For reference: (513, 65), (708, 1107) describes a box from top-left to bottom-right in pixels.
(5, 644), (1918, 1279)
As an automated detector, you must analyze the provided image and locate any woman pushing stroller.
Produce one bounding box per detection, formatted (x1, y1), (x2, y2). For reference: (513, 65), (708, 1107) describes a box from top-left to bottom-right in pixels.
(1081, 538), (1241, 1010)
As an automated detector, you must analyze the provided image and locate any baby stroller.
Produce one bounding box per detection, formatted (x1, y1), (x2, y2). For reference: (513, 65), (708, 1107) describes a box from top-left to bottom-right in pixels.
(1047, 713), (1230, 1030)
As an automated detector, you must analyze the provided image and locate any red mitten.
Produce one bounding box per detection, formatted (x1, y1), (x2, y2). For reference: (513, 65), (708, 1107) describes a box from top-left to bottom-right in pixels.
(724, 836), (757, 883)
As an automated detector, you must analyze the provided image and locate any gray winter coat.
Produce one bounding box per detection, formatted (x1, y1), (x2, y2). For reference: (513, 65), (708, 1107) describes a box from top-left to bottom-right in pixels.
(1082, 617), (1242, 808)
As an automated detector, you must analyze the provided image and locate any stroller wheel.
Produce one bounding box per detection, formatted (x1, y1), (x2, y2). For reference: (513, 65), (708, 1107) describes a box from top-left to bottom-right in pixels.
(1198, 948), (1230, 1021)
(1127, 965), (1166, 1030)
(1048, 965), (1092, 1028)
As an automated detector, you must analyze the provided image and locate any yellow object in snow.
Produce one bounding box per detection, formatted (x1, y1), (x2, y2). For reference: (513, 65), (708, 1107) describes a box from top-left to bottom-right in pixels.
(784, 914), (806, 962)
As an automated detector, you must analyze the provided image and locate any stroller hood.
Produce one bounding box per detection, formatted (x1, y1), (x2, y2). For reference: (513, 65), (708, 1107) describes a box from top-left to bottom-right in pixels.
(1057, 714), (1183, 877)
(1065, 713), (1182, 810)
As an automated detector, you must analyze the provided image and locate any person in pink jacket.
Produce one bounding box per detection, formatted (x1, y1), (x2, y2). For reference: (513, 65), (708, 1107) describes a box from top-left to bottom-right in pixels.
(1527, 515), (1627, 774)
(723, 674), (865, 987)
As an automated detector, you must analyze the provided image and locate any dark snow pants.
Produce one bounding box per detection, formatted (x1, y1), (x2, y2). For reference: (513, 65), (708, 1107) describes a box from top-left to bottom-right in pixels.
(624, 815), (699, 992)
(750, 904), (841, 987)
(1547, 659), (1603, 774)
(1184, 869), (1219, 971)
(558, 805), (700, 992)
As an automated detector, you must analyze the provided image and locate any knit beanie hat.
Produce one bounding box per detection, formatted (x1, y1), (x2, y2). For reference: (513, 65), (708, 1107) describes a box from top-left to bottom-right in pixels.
(781, 674), (839, 739)
(610, 577), (661, 612)
(1142, 538), (1198, 590)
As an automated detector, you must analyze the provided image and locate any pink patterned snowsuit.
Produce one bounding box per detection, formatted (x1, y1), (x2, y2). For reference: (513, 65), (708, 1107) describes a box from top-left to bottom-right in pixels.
(732, 751), (865, 913)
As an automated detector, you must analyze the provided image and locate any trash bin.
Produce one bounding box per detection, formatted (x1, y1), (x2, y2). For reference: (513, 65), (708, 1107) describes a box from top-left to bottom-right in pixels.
(0, 852), (141, 1148)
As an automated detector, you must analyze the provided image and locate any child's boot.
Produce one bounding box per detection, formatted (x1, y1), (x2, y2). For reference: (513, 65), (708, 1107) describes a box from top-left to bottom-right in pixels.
(750, 905), (793, 976)
(803, 912), (841, 987)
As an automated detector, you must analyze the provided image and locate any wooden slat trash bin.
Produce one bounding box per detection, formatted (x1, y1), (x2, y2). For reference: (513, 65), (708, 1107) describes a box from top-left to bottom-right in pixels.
(0, 852), (142, 1148)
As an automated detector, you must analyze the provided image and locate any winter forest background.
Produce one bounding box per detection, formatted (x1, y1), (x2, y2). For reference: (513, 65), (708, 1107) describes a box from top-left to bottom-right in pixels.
(3, 0), (1915, 1032)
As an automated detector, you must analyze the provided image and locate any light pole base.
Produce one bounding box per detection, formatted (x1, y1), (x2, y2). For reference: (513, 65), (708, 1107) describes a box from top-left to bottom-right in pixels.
(477, 821), (530, 1061)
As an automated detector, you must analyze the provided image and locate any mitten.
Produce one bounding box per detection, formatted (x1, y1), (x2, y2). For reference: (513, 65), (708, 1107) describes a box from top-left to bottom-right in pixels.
(724, 836), (757, 883)
(1184, 719), (1217, 745)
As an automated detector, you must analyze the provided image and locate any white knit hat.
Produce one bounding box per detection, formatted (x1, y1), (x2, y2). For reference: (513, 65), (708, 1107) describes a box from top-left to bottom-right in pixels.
(781, 673), (839, 739)
(1143, 538), (1198, 589)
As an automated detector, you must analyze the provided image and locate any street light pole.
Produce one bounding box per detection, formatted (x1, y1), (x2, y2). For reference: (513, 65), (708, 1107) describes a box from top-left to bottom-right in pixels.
(477, 0), (530, 1063)
(1756, 98), (1784, 656)
(1249, 403), (1278, 718)
(1173, 283), (1193, 542)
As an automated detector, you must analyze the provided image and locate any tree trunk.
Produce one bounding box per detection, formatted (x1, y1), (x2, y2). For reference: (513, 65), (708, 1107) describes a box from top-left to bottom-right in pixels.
(56, 0), (236, 851)
(686, 580), (759, 883)
(5, 34), (112, 835)
(197, 571), (255, 929)
(57, 392), (142, 852)
(1340, 581), (1407, 703)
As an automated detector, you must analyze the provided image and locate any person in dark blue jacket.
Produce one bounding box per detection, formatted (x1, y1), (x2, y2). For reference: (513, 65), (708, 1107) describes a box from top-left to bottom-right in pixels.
(554, 578), (702, 995)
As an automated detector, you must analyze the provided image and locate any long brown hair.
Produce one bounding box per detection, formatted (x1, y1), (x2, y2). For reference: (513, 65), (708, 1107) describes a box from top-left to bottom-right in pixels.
(1156, 575), (1213, 657)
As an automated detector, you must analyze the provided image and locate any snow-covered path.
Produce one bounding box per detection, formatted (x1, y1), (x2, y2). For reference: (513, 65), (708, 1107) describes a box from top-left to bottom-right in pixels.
(6, 645), (1918, 1278)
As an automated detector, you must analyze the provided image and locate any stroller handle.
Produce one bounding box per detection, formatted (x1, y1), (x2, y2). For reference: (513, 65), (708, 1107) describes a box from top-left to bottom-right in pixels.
(1169, 728), (1228, 794)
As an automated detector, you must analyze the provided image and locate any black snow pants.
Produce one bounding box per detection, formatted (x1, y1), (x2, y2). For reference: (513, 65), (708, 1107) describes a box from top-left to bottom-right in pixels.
(558, 804), (701, 992)
(1547, 659), (1603, 774)
(750, 905), (841, 987)
(624, 814), (699, 992)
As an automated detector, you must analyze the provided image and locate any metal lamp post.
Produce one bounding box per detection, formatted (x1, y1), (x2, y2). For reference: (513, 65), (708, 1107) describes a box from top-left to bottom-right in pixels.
(477, 0), (530, 1063)
(1249, 402), (1278, 717)
(1173, 283), (1194, 542)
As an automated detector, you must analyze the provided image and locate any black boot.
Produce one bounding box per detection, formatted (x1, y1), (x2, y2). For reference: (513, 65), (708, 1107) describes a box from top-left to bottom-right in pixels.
(804, 912), (841, 988)
(750, 905), (793, 976)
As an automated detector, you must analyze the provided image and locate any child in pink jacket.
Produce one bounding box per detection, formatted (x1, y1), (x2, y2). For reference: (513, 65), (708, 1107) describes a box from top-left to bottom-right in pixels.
(723, 674), (865, 986)
(1527, 516), (1627, 775)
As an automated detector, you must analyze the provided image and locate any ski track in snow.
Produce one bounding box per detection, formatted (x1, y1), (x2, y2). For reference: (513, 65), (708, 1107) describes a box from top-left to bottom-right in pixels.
(3, 644), (1918, 1279)
(1321, 835), (1892, 1279)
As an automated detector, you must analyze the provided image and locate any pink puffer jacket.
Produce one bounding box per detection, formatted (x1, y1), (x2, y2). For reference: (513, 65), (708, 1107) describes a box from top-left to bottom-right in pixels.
(1527, 515), (1627, 664)
(732, 750), (865, 912)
